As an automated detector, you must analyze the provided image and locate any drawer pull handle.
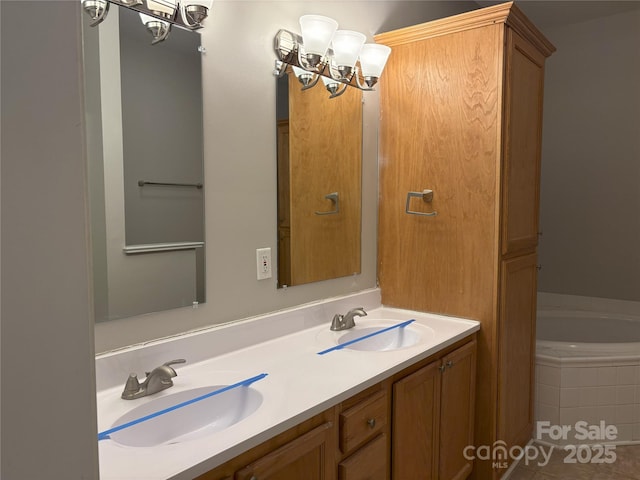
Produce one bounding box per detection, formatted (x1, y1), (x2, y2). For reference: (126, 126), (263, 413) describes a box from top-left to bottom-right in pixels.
(446, 360), (453, 368)
(367, 418), (376, 429)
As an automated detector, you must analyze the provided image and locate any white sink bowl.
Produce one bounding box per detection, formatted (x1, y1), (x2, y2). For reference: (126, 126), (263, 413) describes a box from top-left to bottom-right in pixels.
(108, 385), (263, 447)
(317, 320), (435, 353)
(337, 325), (422, 351)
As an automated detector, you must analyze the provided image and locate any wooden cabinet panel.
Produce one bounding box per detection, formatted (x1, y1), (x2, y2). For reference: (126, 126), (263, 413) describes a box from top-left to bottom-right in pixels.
(339, 390), (387, 455)
(392, 359), (440, 479)
(497, 254), (538, 454)
(338, 434), (388, 480)
(235, 422), (335, 480)
(377, 23), (500, 321)
(376, 4), (554, 479)
(440, 340), (477, 480)
(501, 31), (547, 256)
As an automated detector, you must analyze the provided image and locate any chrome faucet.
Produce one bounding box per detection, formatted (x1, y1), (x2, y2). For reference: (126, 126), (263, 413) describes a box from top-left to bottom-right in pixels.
(330, 307), (367, 331)
(121, 359), (186, 400)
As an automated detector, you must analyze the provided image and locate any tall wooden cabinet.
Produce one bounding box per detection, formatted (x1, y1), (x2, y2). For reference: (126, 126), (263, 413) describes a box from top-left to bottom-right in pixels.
(375, 3), (554, 478)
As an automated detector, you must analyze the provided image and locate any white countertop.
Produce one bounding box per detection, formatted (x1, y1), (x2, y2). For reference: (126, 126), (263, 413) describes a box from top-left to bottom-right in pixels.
(96, 299), (479, 479)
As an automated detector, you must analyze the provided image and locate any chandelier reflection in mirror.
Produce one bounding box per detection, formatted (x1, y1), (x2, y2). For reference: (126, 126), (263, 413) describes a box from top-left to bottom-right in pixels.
(81, 0), (213, 44)
(274, 15), (391, 99)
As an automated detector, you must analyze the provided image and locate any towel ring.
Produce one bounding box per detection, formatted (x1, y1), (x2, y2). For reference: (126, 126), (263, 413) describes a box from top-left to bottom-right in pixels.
(405, 190), (437, 216)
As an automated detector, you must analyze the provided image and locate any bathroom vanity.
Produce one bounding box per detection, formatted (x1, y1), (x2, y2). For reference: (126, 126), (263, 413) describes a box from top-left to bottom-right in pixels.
(198, 337), (476, 480)
(95, 291), (479, 479)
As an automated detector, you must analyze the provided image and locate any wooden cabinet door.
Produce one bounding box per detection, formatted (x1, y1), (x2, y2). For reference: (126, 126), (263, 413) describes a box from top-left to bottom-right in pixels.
(500, 29), (547, 256)
(235, 422), (335, 480)
(439, 340), (477, 480)
(497, 254), (538, 456)
(338, 434), (388, 480)
(392, 361), (440, 479)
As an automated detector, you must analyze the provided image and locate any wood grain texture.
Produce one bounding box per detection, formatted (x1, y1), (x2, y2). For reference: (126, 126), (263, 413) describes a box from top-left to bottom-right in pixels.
(276, 120), (291, 286)
(392, 359), (441, 479)
(378, 24), (501, 319)
(338, 434), (388, 480)
(439, 339), (477, 480)
(195, 409), (337, 480)
(235, 422), (335, 480)
(339, 390), (387, 455)
(376, 4), (554, 479)
(377, 27), (502, 470)
(288, 71), (362, 285)
(497, 254), (538, 460)
(501, 31), (547, 256)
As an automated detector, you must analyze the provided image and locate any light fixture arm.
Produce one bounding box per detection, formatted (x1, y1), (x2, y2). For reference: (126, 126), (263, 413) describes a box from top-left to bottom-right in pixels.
(301, 73), (321, 91)
(180, 4), (209, 28)
(82, 0), (210, 33)
(146, 20), (172, 45)
(354, 69), (375, 91)
(327, 83), (349, 99)
(82, 0), (110, 27)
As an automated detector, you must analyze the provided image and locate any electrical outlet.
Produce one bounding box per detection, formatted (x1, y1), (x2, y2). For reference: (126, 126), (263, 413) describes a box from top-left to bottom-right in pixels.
(256, 247), (272, 280)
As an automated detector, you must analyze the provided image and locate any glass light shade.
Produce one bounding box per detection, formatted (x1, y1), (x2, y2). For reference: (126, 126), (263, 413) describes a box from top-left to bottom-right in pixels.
(146, 0), (176, 17)
(359, 44), (392, 78)
(183, 0), (213, 7)
(299, 15), (338, 56)
(332, 30), (366, 68)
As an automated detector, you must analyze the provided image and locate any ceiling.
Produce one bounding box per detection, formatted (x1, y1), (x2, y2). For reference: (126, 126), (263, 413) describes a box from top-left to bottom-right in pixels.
(475, 1), (640, 28)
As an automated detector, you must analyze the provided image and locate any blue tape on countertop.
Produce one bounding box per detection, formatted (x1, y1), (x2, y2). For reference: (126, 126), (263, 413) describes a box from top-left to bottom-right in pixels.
(98, 372), (268, 441)
(317, 319), (416, 355)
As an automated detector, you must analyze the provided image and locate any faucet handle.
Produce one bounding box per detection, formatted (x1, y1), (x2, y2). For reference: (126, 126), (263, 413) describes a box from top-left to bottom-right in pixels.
(330, 314), (344, 331)
(121, 373), (141, 399)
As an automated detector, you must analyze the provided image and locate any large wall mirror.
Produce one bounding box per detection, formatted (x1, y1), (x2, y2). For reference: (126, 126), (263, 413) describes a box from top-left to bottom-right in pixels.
(83, 5), (205, 322)
(276, 68), (362, 287)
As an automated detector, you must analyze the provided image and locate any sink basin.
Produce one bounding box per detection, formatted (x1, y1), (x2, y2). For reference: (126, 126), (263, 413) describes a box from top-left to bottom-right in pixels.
(337, 324), (422, 351)
(108, 385), (263, 447)
(316, 320), (435, 353)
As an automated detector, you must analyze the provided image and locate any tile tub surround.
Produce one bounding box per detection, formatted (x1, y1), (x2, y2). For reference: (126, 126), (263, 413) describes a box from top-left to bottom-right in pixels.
(535, 294), (640, 446)
(535, 361), (640, 445)
(95, 289), (480, 480)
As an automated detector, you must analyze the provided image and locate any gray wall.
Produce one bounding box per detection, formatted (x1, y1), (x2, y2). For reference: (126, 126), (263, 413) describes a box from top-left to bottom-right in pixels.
(1, 1), (99, 478)
(94, 0), (479, 352)
(537, 8), (640, 301)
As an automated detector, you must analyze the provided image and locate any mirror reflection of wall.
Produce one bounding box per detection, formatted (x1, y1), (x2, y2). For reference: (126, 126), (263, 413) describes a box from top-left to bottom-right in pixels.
(276, 67), (362, 287)
(83, 5), (205, 323)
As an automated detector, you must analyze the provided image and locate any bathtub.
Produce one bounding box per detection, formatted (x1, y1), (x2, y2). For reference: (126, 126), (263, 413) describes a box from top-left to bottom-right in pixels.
(535, 309), (640, 445)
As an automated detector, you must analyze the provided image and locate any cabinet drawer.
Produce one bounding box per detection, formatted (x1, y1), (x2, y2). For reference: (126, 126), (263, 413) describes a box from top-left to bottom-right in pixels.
(338, 434), (388, 480)
(339, 390), (387, 454)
